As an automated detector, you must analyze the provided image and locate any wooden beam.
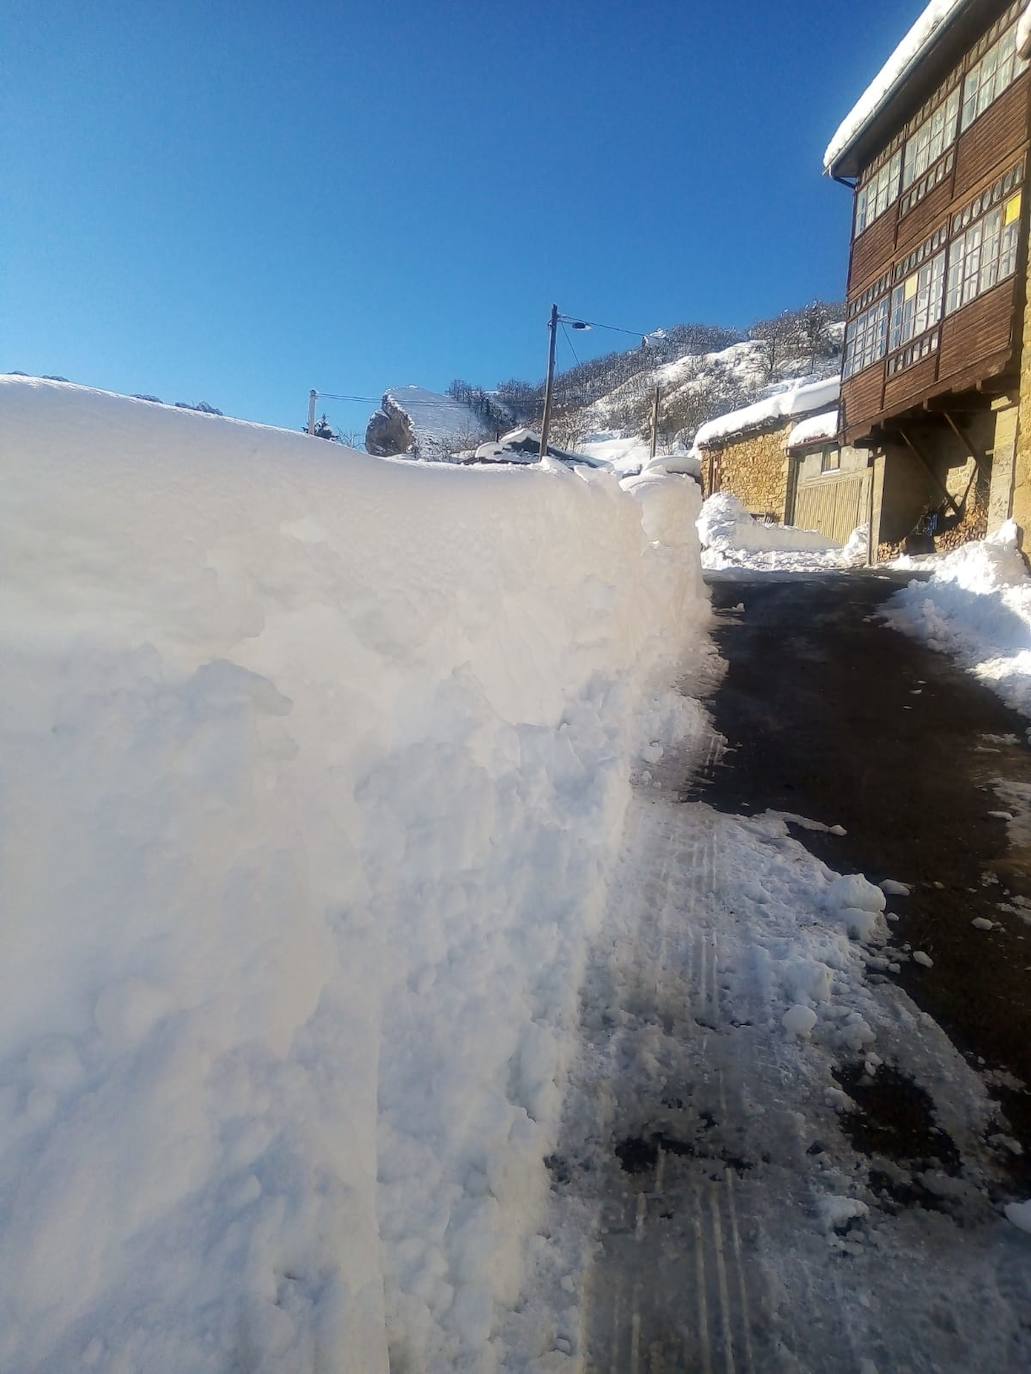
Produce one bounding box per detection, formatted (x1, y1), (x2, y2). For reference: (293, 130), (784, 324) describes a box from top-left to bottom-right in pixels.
(897, 426), (962, 516)
(942, 411), (986, 513)
(942, 411), (984, 468)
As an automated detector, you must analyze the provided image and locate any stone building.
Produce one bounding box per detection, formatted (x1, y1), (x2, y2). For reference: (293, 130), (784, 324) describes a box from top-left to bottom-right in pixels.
(695, 376), (872, 548)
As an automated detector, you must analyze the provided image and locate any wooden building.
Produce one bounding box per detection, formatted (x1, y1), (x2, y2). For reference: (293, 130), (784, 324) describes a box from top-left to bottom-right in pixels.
(826, 0), (1031, 554)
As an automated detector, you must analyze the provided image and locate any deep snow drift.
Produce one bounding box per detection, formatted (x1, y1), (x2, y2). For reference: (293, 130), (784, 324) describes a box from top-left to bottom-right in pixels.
(0, 378), (710, 1373)
(887, 521), (1031, 720)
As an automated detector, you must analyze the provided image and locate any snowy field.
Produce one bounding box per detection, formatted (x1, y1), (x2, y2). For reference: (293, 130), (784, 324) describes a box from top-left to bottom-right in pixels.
(886, 521), (1031, 721)
(0, 378), (710, 1373)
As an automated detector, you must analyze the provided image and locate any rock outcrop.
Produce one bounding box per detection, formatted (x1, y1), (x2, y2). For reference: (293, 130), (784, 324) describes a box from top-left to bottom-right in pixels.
(365, 396), (415, 457)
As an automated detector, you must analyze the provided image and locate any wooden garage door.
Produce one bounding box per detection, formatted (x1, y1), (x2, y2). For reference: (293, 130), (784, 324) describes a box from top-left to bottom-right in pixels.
(794, 472), (867, 544)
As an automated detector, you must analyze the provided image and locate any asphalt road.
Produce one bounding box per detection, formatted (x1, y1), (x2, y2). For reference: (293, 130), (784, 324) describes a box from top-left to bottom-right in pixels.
(697, 569), (1031, 1173)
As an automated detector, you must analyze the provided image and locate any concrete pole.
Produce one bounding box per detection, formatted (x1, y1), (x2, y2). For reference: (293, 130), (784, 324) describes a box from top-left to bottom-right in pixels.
(650, 384), (660, 459)
(307, 389), (318, 436)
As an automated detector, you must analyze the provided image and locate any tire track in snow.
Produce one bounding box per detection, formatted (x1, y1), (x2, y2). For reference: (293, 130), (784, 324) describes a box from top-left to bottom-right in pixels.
(579, 786), (772, 1373)
(550, 727), (886, 1371)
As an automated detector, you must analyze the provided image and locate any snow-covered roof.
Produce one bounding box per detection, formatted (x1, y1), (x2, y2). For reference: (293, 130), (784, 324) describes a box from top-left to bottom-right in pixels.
(824, 0), (969, 176)
(383, 385), (493, 445)
(786, 408), (840, 451)
(694, 376), (841, 450)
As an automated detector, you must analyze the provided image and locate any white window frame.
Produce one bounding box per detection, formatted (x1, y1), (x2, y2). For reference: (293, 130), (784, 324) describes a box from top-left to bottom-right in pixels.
(902, 89), (960, 190)
(855, 150), (902, 237)
(946, 197), (1022, 314)
(844, 297), (889, 378)
(961, 23), (1028, 132)
(889, 250), (946, 352)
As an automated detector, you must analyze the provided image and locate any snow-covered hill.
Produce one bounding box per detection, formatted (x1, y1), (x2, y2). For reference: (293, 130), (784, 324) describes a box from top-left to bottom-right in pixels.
(583, 330), (844, 450)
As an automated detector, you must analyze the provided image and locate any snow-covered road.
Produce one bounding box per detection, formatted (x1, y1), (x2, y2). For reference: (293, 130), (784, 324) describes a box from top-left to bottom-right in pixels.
(508, 576), (1031, 1372)
(515, 790), (1031, 1371)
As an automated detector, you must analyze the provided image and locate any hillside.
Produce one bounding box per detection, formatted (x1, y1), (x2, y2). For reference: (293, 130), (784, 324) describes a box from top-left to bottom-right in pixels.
(365, 305), (844, 462)
(572, 322), (845, 453)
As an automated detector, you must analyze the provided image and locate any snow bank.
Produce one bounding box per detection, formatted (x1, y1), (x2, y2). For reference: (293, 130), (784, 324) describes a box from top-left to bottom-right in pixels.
(824, 0), (966, 174)
(787, 408), (839, 450)
(696, 494), (871, 574)
(577, 434), (701, 481)
(697, 492), (863, 576)
(694, 376), (840, 451)
(698, 493), (836, 556)
(886, 521), (1031, 718)
(0, 378), (710, 1373)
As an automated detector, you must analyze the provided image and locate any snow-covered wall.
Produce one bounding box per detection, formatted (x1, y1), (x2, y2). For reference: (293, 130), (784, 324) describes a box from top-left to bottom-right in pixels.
(0, 379), (709, 1373)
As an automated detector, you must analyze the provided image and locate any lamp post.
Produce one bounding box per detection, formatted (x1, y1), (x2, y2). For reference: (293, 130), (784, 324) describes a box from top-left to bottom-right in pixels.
(539, 308), (590, 458)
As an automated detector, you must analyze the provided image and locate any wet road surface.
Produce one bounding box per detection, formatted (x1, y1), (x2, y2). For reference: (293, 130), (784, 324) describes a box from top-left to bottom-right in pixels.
(698, 570), (1031, 1169)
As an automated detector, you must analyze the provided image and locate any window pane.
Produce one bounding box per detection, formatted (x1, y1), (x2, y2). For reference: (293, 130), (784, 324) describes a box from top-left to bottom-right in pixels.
(889, 283), (907, 350)
(980, 208), (1002, 292)
(962, 22), (1026, 130)
(946, 233), (966, 313)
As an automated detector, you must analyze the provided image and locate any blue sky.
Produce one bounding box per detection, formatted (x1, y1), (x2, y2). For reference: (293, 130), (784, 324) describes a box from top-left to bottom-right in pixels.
(5, 1), (912, 433)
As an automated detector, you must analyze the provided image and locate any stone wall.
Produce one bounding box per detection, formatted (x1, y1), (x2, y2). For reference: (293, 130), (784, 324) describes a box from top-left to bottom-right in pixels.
(989, 400), (1018, 531)
(701, 422), (791, 519)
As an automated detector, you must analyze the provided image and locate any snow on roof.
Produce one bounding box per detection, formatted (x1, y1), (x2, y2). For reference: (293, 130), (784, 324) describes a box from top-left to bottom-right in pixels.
(824, 0), (968, 175)
(786, 408), (840, 451)
(384, 385), (493, 445)
(694, 375), (841, 450)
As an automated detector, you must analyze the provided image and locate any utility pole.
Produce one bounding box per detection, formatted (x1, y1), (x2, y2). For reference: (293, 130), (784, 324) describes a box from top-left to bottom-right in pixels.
(539, 304), (559, 459)
(650, 383), (661, 459)
(307, 389), (318, 436)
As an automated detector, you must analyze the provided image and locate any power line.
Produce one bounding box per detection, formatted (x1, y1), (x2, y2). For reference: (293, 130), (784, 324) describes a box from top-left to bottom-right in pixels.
(558, 313), (661, 342)
(560, 322), (582, 369)
(315, 391), (483, 408)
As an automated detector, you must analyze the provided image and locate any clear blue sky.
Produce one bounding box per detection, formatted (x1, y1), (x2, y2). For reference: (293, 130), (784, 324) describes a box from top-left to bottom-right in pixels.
(4, 1), (913, 433)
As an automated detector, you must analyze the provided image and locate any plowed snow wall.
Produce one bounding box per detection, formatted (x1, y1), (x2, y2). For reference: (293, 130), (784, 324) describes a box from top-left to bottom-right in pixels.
(0, 379), (709, 1373)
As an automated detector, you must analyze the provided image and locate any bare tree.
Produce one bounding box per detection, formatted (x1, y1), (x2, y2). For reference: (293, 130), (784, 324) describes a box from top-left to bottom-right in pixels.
(795, 300), (845, 371)
(420, 429), (486, 463)
(550, 410), (591, 452)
